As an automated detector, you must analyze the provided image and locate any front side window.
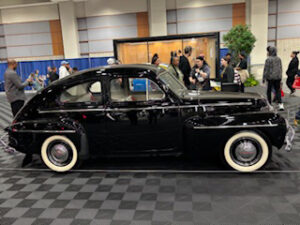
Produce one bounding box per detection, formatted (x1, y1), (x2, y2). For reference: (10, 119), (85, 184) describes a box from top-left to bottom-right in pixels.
(60, 81), (102, 104)
(110, 77), (165, 102)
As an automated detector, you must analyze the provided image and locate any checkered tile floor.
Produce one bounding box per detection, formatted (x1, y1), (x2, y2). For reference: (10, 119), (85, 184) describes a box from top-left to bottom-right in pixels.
(1, 88), (300, 224)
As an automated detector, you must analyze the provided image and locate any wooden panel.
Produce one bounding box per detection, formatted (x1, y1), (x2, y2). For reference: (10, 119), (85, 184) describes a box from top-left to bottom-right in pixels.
(49, 20), (64, 56)
(232, 3), (246, 26)
(118, 42), (148, 64)
(136, 12), (149, 37)
(148, 40), (182, 64)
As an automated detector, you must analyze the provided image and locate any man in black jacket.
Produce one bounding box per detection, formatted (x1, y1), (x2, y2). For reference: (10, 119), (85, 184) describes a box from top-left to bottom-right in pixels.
(286, 51), (299, 95)
(179, 46), (192, 88)
(48, 66), (59, 84)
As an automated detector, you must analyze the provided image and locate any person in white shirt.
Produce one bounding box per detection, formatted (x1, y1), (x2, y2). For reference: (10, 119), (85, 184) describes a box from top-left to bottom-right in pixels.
(59, 61), (71, 79)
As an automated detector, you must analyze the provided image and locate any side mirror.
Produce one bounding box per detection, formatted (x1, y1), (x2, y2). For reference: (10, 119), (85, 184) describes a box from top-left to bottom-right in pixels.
(162, 84), (169, 93)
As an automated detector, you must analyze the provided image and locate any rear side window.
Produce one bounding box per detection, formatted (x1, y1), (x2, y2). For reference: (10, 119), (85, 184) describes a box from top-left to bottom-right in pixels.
(60, 81), (102, 104)
(110, 77), (165, 102)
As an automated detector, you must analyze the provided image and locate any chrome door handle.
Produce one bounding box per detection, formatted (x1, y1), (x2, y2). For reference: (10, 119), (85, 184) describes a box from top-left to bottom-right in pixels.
(106, 113), (116, 121)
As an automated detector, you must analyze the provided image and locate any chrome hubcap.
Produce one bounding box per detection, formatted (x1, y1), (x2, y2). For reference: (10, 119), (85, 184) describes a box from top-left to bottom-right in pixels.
(235, 141), (257, 162)
(50, 144), (69, 164)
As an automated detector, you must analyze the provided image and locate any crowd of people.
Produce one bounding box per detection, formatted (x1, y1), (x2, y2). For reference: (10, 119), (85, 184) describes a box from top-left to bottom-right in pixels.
(151, 46), (249, 92)
(150, 46), (300, 111)
(23, 61), (79, 91)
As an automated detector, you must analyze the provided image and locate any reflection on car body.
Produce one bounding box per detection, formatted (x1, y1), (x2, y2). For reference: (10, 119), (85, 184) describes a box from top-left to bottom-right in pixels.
(5, 64), (293, 172)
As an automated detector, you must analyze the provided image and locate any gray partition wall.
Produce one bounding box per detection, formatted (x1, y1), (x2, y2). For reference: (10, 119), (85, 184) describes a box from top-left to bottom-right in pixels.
(167, 4), (234, 47)
(78, 13), (139, 56)
(268, 0), (300, 46)
(0, 21), (55, 59)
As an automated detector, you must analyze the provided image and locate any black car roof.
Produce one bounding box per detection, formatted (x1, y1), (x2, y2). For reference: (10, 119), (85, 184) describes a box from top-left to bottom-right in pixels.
(50, 64), (160, 87)
(71, 64), (158, 77)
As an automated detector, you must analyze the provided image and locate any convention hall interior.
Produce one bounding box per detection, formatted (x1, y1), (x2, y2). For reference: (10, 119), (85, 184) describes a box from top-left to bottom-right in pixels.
(0, 0), (300, 224)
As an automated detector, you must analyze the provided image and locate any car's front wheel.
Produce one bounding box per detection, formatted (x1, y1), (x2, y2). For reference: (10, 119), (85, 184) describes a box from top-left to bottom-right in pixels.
(224, 131), (270, 172)
(41, 135), (78, 172)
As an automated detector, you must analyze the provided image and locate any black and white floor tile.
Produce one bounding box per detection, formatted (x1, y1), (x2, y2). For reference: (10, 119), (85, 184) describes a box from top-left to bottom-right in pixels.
(0, 88), (300, 225)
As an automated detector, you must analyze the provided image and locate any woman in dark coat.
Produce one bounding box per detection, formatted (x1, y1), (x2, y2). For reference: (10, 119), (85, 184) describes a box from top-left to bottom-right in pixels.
(286, 51), (299, 95)
(220, 57), (234, 83)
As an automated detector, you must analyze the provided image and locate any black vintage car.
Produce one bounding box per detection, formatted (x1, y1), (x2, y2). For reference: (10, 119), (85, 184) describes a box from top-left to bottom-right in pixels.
(6, 64), (294, 172)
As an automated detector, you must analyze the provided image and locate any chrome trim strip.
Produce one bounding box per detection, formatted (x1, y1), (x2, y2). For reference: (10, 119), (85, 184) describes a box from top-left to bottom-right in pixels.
(14, 130), (76, 134)
(200, 102), (252, 107)
(38, 102), (253, 114)
(39, 108), (105, 113)
(193, 124), (278, 129)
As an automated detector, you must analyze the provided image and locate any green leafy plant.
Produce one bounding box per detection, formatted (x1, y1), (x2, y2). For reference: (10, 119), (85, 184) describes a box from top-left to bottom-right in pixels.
(244, 74), (259, 87)
(223, 25), (259, 86)
(223, 25), (256, 61)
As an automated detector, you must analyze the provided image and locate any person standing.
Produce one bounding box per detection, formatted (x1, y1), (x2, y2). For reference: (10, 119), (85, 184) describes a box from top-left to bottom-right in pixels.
(59, 61), (71, 79)
(236, 53), (249, 92)
(189, 56), (211, 91)
(179, 46), (192, 88)
(48, 66), (59, 84)
(286, 51), (299, 95)
(220, 57), (234, 84)
(263, 46), (284, 111)
(225, 53), (233, 67)
(168, 52), (184, 85)
(151, 53), (161, 66)
(4, 59), (33, 167)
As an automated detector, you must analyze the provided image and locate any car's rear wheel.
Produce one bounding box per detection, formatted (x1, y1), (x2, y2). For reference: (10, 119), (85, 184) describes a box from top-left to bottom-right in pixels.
(41, 135), (78, 172)
(224, 131), (270, 172)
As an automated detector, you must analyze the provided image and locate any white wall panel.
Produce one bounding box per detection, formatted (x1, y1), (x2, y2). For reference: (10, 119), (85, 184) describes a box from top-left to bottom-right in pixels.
(87, 26), (137, 40)
(3, 21), (50, 35)
(83, 0), (147, 17)
(278, 0), (300, 12)
(78, 31), (88, 42)
(167, 24), (177, 35)
(278, 26), (300, 39)
(31, 45), (52, 56)
(5, 33), (51, 46)
(268, 28), (276, 40)
(86, 14), (137, 29)
(0, 37), (6, 47)
(176, 5), (232, 21)
(268, 15), (276, 27)
(177, 18), (232, 34)
(220, 31), (228, 44)
(277, 12), (300, 26)
(80, 43), (89, 53)
(1, 4), (59, 24)
(89, 40), (114, 52)
(7, 45), (53, 58)
(7, 46), (31, 57)
(175, 0), (244, 9)
(0, 49), (7, 58)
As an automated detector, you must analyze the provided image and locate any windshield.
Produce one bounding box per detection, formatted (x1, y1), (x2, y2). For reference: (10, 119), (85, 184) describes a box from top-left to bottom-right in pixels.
(158, 71), (187, 97)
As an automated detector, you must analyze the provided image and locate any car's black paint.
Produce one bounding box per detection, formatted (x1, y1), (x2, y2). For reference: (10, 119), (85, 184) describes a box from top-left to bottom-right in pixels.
(6, 64), (287, 162)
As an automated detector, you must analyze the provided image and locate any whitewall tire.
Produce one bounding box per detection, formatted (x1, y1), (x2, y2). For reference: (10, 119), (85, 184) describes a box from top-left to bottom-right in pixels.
(41, 135), (78, 172)
(224, 131), (269, 172)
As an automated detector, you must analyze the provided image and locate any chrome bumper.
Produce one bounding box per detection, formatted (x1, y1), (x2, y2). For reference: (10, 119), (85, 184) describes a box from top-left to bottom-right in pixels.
(284, 122), (295, 152)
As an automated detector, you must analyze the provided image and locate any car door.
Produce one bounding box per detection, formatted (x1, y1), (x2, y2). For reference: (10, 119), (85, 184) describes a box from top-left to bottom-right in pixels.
(105, 74), (181, 156)
(57, 78), (107, 156)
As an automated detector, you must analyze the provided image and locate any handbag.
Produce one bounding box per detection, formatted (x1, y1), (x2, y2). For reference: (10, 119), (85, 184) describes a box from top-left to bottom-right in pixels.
(238, 69), (249, 83)
(292, 77), (300, 89)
